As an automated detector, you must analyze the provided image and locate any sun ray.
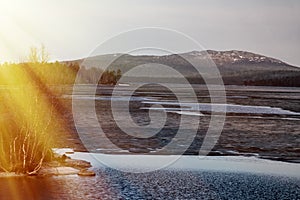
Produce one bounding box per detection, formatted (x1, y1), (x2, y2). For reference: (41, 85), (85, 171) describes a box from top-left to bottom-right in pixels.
(0, 62), (71, 173)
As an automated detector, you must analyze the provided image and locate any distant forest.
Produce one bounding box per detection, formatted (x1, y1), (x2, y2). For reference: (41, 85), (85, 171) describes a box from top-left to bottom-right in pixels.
(188, 70), (300, 87)
(0, 62), (121, 86)
(1, 61), (299, 87)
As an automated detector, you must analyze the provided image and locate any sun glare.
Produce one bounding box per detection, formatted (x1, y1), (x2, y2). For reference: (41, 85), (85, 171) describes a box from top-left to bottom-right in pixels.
(0, 1), (40, 63)
(0, 61), (72, 174)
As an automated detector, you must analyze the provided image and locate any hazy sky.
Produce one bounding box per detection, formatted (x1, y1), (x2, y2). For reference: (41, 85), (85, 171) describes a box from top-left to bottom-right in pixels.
(0, 0), (300, 66)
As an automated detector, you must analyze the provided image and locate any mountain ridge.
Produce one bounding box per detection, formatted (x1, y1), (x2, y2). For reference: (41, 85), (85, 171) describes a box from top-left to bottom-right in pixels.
(67, 50), (298, 69)
(64, 50), (300, 86)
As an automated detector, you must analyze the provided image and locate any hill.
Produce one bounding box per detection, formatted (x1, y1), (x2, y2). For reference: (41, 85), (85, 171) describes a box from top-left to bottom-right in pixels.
(65, 50), (300, 86)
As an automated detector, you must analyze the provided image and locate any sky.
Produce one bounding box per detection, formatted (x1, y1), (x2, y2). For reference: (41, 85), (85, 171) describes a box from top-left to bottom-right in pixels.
(0, 0), (300, 66)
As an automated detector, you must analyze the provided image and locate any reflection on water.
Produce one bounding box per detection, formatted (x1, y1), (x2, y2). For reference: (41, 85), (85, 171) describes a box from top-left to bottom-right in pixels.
(0, 175), (113, 200)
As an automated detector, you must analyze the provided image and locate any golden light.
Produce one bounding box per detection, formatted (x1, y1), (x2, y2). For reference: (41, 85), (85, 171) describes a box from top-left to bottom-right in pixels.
(0, 61), (74, 174)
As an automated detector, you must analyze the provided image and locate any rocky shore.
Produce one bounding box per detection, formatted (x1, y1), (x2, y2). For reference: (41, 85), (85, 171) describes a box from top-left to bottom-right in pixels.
(37, 153), (96, 176)
(0, 151), (96, 177)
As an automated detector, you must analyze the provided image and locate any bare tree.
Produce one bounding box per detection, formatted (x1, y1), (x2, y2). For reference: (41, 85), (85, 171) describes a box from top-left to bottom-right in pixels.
(28, 44), (49, 64)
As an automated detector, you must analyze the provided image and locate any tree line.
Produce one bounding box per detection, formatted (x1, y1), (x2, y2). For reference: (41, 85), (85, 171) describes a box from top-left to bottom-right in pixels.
(0, 62), (122, 86)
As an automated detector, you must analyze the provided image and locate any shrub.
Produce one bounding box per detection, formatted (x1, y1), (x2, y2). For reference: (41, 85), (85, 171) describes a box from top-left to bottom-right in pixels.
(0, 91), (54, 174)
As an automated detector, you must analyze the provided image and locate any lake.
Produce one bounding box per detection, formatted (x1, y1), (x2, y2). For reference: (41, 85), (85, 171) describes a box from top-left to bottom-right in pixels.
(70, 84), (300, 162)
(1, 84), (300, 199)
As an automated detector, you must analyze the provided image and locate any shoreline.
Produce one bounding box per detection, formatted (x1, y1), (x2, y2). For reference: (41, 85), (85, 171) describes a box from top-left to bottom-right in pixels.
(1, 151), (299, 199)
(0, 150), (95, 177)
(2, 151), (298, 178)
(67, 151), (300, 178)
(2, 147), (298, 177)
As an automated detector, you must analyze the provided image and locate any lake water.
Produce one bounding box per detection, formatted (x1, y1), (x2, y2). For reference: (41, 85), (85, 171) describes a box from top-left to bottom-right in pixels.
(70, 84), (300, 162)
(1, 84), (300, 199)
(1, 154), (300, 200)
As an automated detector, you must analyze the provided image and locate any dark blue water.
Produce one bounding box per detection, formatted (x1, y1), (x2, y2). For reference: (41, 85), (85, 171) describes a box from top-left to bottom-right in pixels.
(1, 169), (299, 200)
